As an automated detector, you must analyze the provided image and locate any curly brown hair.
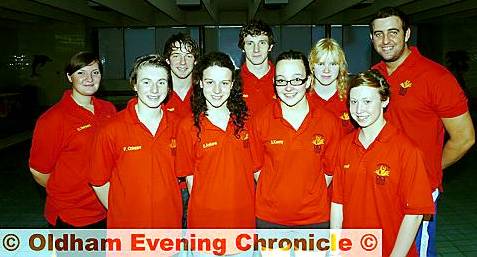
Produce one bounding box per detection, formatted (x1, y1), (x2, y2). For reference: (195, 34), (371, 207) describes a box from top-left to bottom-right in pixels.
(191, 52), (248, 140)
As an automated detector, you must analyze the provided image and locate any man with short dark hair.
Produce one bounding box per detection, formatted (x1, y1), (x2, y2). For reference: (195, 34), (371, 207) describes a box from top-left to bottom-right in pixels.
(163, 33), (200, 228)
(163, 33), (199, 118)
(370, 7), (475, 257)
(238, 20), (276, 116)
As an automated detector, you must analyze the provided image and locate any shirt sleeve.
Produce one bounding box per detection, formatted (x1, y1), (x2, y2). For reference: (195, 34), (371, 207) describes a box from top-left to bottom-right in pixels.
(399, 144), (435, 215)
(431, 71), (468, 118)
(249, 116), (265, 171)
(331, 145), (345, 204)
(175, 118), (195, 177)
(323, 116), (343, 176)
(29, 112), (64, 173)
(88, 124), (116, 186)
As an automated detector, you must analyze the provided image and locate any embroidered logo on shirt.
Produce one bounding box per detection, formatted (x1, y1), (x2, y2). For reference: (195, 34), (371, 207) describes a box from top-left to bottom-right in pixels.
(167, 107), (175, 112)
(76, 124), (92, 132)
(312, 134), (325, 153)
(399, 80), (412, 96)
(375, 163), (391, 185)
(343, 164), (350, 169)
(239, 130), (250, 148)
(340, 112), (350, 121)
(170, 138), (177, 156)
(123, 145), (142, 152)
(203, 141), (218, 149)
(270, 139), (284, 145)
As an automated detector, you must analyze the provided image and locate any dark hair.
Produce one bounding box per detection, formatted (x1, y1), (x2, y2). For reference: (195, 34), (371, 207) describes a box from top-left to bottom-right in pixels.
(238, 19), (275, 50)
(65, 51), (102, 76)
(370, 7), (410, 33)
(163, 33), (200, 60)
(129, 54), (172, 94)
(348, 69), (390, 101)
(275, 50), (311, 77)
(191, 52), (248, 139)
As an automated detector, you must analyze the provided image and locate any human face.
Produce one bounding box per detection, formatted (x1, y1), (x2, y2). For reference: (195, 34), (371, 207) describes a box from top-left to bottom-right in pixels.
(349, 86), (388, 129)
(201, 65), (233, 109)
(67, 61), (101, 96)
(243, 34), (272, 66)
(371, 16), (410, 63)
(167, 42), (195, 79)
(313, 53), (340, 87)
(275, 59), (310, 107)
(134, 65), (169, 109)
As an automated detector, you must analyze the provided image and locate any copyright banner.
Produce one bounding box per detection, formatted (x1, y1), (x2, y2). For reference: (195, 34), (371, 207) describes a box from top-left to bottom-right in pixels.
(1, 229), (382, 256)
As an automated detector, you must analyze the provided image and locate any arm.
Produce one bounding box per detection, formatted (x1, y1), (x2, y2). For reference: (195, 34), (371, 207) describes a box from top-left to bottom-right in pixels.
(330, 202), (343, 229)
(92, 182), (110, 209)
(186, 175), (194, 193)
(390, 214), (423, 257)
(29, 168), (50, 188)
(442, 111), (475, 169)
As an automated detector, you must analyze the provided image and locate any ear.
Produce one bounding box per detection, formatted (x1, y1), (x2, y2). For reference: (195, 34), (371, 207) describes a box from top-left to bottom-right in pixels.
(166, 59), (170, 65)
(66, 73), (73, 83)
(268, 44), (274, 52)
(382, 97), (390, 108)
(133, 84), (138, 92)
(369, 33), (373, 41)
(404, 28), (411, 43)
(199, 80), (204, 89)
(305, 75), (312, 90)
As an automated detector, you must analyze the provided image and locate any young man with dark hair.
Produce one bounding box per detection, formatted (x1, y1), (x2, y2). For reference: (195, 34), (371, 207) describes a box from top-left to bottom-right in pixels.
(163, 33), (200, 228)
(163, 32), (199, 118)
(238, 20), (276, 116)
(369, 7), (475, 257)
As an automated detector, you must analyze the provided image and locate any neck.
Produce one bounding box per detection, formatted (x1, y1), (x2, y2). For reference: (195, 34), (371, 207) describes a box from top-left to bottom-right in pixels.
(135, 102), (163, 121)
(313, 81), (337, 100)
(360, 118), (386, 148)
(246, 59), (270, 79)
(385, 46), (412, 75)
(206, 102), (229, 115)
(281, 96), (309, 114)
(71, 90), (92, 106)
(172, 75), (192, 90)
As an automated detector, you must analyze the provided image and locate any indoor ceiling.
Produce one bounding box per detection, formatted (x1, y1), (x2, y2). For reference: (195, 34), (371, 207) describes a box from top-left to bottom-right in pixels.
(0, 0), (476, 27)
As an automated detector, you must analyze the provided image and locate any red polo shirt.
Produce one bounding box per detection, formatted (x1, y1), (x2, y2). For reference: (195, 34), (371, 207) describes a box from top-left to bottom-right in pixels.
(373, 47), (468, 190)
(251, 99), (341, 226)
(175, 116), (255, 228)
(88, 98), (182, 228)
(240, 62), (276, 116)
(308, 90), (355, 134)
(332, 122), (435, 257)
(163, 88), (192, 119)
(29, 90), (116, 226)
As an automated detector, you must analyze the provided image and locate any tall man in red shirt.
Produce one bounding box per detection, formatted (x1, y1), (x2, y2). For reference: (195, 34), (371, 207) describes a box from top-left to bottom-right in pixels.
(370, 7), (475, 257)
(238, 20), (276, 116)
(163, 33), (200, 227)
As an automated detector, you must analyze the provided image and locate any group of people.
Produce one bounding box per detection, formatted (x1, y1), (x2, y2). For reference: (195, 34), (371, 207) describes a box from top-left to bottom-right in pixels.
(29, 6), (474, 257)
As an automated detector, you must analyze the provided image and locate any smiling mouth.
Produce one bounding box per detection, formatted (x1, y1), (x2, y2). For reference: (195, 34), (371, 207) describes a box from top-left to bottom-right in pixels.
(211, 95), (223, 100)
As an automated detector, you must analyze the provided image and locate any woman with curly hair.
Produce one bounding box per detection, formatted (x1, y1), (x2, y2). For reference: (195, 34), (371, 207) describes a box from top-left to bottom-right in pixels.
(175, 52), (256, 229)
(308, 38), (355, 134)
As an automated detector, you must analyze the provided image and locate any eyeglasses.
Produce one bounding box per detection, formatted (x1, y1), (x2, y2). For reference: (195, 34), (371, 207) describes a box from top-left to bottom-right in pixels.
(274, 77), (307, 87)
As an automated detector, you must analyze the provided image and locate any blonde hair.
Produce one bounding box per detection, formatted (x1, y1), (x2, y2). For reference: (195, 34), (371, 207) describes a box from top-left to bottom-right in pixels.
(308, 38), (348, 100)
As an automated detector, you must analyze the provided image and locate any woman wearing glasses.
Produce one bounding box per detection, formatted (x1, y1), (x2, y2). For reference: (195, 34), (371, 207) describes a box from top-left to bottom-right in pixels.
(88, 54), (182, 228)
(251, 50), (341, 229)
(175, 52), (256, 229)
(308, 38), (355, 134)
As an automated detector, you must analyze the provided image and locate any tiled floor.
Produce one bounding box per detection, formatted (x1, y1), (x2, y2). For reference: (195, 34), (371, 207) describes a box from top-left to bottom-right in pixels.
(0, 134), (476, 256)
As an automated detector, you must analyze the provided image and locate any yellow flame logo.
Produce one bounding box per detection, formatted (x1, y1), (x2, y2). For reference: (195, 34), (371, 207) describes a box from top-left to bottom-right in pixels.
(375, 164), (390, 177)
(400, 80), (412, 89)
(312, 135), (325, 146)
